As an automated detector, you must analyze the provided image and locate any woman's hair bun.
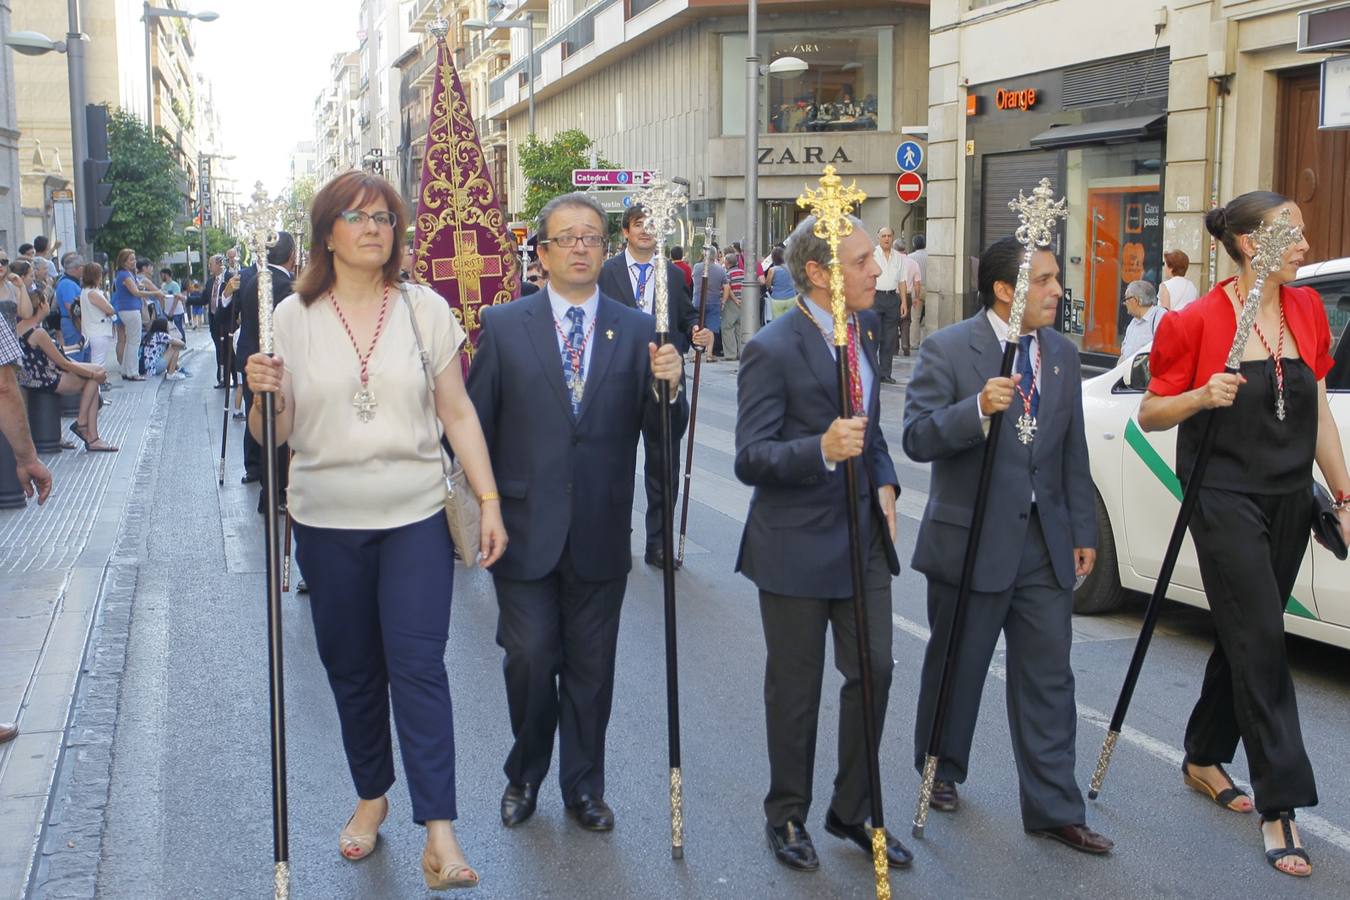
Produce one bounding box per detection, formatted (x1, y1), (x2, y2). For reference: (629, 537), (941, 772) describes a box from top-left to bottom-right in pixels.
(1204, 206), (1229, 240)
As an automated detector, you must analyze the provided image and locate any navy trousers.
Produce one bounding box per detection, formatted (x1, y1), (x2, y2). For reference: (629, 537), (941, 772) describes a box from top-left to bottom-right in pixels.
(294, 512), (458, 823)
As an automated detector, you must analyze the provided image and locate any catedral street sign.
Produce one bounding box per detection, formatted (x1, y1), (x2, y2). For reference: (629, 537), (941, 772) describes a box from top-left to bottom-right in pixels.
(572, 169), (657, 187)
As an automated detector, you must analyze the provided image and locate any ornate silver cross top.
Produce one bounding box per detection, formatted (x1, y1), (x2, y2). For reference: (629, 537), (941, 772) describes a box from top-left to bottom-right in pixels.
(240, 182), (286, 355)
(1006, 177), (1068, 345)
(1226, 206), (1304, 372)
(635, 174), (687, 334)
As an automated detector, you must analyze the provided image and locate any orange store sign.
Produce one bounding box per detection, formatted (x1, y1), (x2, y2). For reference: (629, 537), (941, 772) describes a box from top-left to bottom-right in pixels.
(995, 88), (1039, 111)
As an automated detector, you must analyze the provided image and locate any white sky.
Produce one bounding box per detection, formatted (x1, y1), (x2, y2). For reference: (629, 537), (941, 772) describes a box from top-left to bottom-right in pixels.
(192, 0), (362, 197)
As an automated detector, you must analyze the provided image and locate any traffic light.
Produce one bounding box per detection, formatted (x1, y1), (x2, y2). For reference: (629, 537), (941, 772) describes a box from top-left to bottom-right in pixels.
(84, 104), (113, 238)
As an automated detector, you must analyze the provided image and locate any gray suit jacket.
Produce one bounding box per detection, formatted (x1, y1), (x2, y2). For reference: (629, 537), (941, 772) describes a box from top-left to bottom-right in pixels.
(901, 313), (1095, 594)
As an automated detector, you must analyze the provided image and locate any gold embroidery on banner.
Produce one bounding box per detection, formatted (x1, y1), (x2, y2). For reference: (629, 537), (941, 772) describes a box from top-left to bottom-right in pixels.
(415, 47), (519, 358)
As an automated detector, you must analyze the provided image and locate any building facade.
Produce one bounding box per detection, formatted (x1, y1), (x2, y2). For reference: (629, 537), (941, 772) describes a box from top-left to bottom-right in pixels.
(0, 0), (22, 254)
(483, 0), (932, 250)
(927, 0), (1350, 366)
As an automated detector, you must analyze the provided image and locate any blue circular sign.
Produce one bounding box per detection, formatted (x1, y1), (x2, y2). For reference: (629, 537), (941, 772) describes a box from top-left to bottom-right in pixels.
(896, 141), (924, 173)
(623, 195), (635, 208)
(617, 171), (631, 184)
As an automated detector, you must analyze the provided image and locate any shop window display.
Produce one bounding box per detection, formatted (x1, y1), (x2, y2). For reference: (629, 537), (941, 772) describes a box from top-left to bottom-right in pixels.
(721, 28), (893, 136)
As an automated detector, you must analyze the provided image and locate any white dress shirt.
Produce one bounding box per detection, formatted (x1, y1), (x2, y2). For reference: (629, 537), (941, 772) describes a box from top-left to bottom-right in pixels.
(873, 246), (906, 293)
(625, 248), (656, 313)
(548, 283), (600, 378)
(802, 298), (875, 471)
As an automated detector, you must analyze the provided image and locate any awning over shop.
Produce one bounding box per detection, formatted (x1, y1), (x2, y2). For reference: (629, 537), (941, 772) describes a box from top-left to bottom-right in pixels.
(1029, 113), (1166, 149)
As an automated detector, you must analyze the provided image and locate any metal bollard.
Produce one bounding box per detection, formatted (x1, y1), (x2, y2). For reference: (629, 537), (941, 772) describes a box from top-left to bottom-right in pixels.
(0, 430), (26, 508)
(24, 388), (64, 454)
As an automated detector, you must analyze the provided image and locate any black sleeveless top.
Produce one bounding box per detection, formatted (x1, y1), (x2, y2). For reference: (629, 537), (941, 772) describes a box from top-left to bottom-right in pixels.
(1177, 356), (1317, 494)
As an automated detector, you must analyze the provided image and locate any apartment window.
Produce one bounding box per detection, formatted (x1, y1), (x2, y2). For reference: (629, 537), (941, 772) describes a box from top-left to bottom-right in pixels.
(722, 28), (893, 136)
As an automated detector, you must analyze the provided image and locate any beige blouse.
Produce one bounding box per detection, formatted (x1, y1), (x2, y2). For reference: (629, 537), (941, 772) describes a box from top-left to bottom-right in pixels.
(273, 281), (464, 530)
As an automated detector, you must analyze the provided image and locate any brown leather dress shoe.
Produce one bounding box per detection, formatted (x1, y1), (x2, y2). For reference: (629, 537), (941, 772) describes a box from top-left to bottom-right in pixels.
(1028, 823), (1114, 854)
(0, 722), (17, 745)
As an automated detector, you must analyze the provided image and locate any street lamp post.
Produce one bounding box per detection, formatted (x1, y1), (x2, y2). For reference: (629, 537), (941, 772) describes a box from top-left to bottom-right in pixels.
(742, 0), (762, 340)
(142, 4), (219, 128)
(3, 1), (91, 254)
(464, 13), (535, 135)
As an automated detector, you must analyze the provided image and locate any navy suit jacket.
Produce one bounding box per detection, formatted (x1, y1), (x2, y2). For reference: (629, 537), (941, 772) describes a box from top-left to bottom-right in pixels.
(901, 313), (1096, 594)
(734, 303), (900, 599)
(235, 265), (291, 363)
(598, 254), (697, 353)
(467, 289), (689, 582)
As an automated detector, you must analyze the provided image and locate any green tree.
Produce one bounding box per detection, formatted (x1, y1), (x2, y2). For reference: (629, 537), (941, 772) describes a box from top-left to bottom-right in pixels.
(92, 108), (187, 262)
(517, 129), (618, 221)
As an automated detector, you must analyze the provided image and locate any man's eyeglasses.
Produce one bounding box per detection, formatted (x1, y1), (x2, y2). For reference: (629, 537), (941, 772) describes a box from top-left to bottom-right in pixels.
(527, 275), (541, 283)
(540, 234), (606, 249)
(338, 209), (397, 228)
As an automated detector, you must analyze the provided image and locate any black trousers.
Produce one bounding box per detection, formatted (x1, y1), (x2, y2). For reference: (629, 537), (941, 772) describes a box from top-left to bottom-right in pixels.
(643, 429), (681, 552)
(873, 290), (901, 379)
(209, 310), (229, 383)
(759, 527), (893, 828)
(494, 548), (627, 804)
(1184, 486), (1318, 816)
(240, 380), (289, 506)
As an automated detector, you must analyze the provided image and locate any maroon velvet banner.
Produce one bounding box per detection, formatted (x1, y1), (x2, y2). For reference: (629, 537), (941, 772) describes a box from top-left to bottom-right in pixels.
(411, 37), (519, 370)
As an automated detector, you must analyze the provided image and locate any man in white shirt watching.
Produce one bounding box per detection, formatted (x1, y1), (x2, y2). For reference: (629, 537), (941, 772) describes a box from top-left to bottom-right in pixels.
(872, 227), (908, 385)
(1118, 279), (1166, 362)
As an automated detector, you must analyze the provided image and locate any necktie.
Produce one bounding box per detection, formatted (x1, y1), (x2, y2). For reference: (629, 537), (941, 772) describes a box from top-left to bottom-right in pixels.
(564, 306), (586, 416)
(1017, 334), (1039, 418)
(211, 277), (221, 312)
(846, 320), (864, 416)
(633, 263), (653, 311)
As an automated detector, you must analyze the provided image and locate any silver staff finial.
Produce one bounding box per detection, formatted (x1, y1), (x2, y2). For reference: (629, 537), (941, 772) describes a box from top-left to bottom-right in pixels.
(1226, 206), (1303, 373)
(1006, 178), (1068, 343)
(427, 15), (450, 42)
(635, 174), (688, 334)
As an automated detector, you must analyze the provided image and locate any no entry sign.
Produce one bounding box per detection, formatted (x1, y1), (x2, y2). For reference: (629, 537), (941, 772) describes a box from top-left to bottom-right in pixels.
(896, 171), (924, 204)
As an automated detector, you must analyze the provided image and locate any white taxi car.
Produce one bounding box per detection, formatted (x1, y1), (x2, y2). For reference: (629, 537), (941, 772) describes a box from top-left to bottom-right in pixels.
(1074, 260), (1350, 649)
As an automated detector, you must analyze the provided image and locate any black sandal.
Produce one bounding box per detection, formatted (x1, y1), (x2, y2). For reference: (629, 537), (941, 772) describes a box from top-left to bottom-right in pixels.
(1182, 756), (1251, 812)
(69, 421), (92, 449)
(1263, 812), (1311, 877)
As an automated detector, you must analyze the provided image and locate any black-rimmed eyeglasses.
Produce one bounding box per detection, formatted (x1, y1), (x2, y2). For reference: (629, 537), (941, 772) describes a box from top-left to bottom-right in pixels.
(338, 210), (397, 228)
(539, 234), (606, 249)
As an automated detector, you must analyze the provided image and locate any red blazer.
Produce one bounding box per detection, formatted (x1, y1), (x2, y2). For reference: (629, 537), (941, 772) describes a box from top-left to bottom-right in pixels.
(1148, 277), (1335, 396)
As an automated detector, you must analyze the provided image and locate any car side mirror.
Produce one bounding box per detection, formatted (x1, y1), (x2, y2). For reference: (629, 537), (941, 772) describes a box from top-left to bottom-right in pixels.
(1125, 351), (1151, 391)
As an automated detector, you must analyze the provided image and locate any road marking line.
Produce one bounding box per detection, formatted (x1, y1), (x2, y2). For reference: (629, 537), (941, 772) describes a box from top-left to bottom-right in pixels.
(891, 612), (1350, 855)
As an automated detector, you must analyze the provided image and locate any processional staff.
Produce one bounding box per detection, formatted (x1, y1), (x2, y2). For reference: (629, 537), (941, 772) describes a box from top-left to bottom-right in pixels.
(635, 174), (688, 860)
(242, 183), (294, 899)
(796, 165), (891, 900)
(1088, 208), (1304, 799)
(677, 217), (717, 563)
(912, 178), (1067, 840)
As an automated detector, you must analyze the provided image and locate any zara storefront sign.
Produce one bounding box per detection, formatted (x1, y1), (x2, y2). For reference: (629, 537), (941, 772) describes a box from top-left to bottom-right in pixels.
(756, 145), (853, 166)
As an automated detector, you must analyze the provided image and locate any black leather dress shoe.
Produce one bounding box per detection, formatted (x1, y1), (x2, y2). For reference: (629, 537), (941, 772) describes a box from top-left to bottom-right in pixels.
(766, 819), (819, 871)
(500, 782), (538, 828)
(644, 548), (682, 571)
(565, 794), (614, 831)
(881, 376), (898, 385)
(241, 472), (260, 485)
(824, 808), (913, 869)
(1027, 823), (1114, 855)
(931, 779), (959, 811)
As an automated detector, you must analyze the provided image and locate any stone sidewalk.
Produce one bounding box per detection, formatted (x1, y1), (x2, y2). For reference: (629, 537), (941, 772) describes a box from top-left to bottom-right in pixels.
(0, 340), (204, 899)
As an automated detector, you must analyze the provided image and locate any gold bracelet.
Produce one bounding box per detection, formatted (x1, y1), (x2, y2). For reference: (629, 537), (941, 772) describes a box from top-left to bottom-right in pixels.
(478, 491), (501, 504)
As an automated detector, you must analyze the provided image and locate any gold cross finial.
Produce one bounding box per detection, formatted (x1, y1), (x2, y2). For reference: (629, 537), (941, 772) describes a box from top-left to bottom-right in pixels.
(1005, 178), (1068, 339)
(634, 173), (688, 333)
(796, 165), (867, 345)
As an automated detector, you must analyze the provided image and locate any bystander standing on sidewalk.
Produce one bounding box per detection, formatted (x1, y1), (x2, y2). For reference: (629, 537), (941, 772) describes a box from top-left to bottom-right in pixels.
(160, 268), (186, 340)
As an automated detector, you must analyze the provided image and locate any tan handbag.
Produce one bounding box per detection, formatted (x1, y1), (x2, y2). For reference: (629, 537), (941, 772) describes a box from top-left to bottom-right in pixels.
(401, 285), (480, 567)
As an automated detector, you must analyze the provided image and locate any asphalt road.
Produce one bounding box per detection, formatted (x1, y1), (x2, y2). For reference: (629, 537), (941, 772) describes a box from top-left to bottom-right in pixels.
(60, 346), (1350, 899)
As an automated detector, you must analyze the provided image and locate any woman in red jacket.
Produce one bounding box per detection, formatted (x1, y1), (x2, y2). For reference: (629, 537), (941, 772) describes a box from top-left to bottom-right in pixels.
(1140, 191), (1350, 878)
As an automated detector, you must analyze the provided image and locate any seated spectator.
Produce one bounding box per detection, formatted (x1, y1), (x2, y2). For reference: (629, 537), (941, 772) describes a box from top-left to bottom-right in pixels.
(13, 269), (116, 452)
(140, 317), (187, 380)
